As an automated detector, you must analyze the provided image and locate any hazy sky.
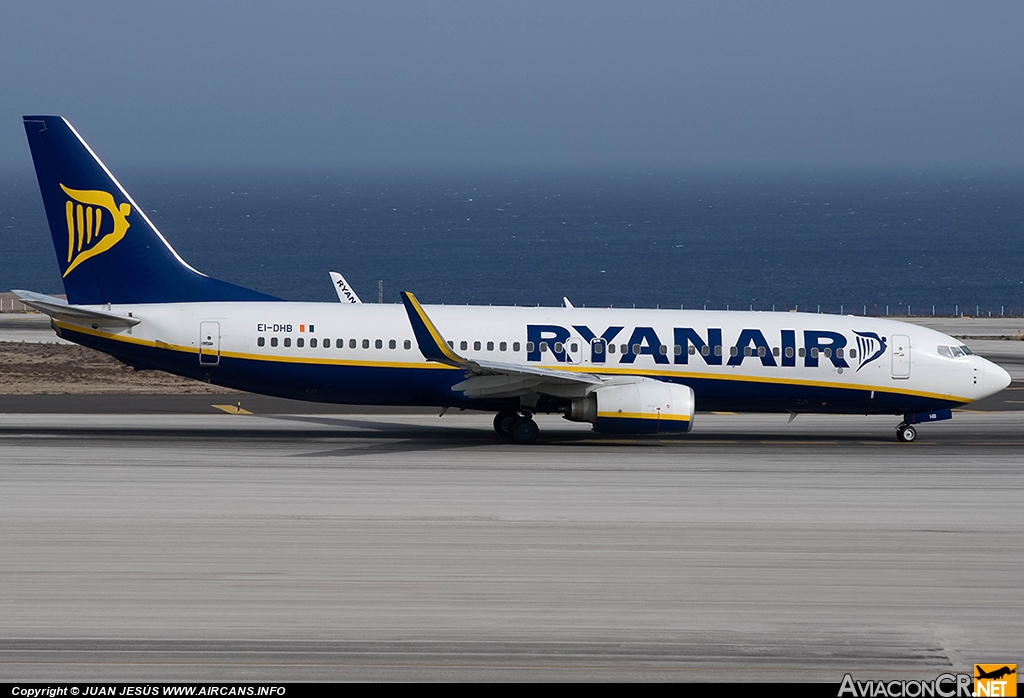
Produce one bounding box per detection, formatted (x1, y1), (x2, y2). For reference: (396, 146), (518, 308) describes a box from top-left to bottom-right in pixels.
(2, 1), (1023, 170)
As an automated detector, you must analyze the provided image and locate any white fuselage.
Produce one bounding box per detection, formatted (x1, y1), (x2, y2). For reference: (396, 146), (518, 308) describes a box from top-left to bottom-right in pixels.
(53, 302), (1011, 414)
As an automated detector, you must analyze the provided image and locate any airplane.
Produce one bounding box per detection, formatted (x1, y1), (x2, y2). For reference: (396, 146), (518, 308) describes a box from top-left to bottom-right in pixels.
(975, 666), (1016, 681)
(14, 115), (1013, 444)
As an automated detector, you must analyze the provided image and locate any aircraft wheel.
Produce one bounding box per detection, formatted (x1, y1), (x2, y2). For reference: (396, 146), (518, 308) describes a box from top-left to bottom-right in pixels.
(493, 410), (518, 437)
(509, 416), (539, 445)
(896, 424), (917, 443)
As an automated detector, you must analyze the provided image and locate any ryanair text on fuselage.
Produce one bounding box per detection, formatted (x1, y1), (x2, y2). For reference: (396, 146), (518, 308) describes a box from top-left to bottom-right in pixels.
(527, 324), (885, 371)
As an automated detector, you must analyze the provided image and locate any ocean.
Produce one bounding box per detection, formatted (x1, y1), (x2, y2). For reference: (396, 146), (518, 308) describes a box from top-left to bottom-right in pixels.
(2, 168), (1023, 315)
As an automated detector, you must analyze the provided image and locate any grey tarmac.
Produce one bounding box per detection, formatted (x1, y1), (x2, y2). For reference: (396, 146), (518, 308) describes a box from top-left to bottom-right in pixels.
(0, 410), (1021, 682)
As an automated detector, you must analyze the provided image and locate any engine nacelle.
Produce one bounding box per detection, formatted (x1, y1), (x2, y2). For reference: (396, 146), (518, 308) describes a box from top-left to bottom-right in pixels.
(568, 378), (695, 434)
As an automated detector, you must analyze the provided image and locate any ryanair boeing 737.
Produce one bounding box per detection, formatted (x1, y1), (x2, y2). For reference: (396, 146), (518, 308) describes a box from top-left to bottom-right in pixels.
(14, 116), (1012, 443)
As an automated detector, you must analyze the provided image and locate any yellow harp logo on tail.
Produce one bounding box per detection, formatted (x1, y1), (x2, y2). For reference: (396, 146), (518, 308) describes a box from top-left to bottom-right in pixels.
(60, 184), (131, 278)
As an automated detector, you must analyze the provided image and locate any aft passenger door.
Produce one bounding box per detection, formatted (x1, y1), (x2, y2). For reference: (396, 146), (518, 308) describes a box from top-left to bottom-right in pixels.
(891, 334), (910, 379)
(199, 321), (221, 366)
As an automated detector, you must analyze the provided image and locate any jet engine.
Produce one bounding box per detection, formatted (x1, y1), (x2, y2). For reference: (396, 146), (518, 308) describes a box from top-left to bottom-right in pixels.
(567, 377), (695, 434)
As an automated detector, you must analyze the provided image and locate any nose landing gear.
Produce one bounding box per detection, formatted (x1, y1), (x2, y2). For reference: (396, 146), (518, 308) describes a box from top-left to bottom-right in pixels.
(896, 423), (917, 442)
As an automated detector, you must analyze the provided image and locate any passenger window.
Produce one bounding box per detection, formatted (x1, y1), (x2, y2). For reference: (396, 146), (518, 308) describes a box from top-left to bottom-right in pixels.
(714, 345), (722, 357)
(540, 342), (549, 353)
(284, 337), (292, 348)
(937, 346), (952, 358)
(798, 347), (806, 358)
(836, 348), (843, 358)
(675, 345), (683, 356)
(848, 348), (856, 359)
(730, 346), (739, 357)
(362, 339), (369, 349)
(810, 347), (819, 358)
(270, 337), (278, 347)
(570, 342), (578, 352)
(499, 341), (507, 351)
(608, 343), (616, 354)
(823, 347), (831, 358)
(554, 342), (563, 353)
(404, 339), (411, 349)
(297, 338), (304, 348)
(487, 341), (494, 351)
(772, 347), (779, 357)
(513, 342), (521, 352)
(785, 347), (794, 358)
(460, 341), (467, 351)
(659, 345), (668, 355)
(758, 347), (765, 357)
(525, 342), (534, 353)
(701, 346), (708, 356)
(631, 344), (640, 354)
(743, 346), (751, 357)
(257, 337), (265, 347)
(389, 339), (396, 349)
(375, 339), (382, 349)
(474, 341), (481, 351)
(324, 338), (331, 348)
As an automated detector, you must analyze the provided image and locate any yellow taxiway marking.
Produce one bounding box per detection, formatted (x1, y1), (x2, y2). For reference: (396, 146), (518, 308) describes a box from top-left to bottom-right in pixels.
(710, 411), (737, 415)
(212, 404), (253, 415)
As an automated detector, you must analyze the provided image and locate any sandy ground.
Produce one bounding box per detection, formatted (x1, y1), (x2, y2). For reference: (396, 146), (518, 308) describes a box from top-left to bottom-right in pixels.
(0, 341), (238, 395)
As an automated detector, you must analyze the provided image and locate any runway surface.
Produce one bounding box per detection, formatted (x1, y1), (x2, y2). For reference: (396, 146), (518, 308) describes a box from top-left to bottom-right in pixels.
(1, 410), (1021, 681)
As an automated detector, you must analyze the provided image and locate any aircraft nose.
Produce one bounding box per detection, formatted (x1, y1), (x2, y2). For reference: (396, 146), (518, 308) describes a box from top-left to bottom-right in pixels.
(982, 360), (1012, 398)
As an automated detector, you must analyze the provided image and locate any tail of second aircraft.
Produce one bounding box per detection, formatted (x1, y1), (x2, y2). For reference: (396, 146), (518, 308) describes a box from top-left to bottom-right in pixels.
(23, 116), (278, 305)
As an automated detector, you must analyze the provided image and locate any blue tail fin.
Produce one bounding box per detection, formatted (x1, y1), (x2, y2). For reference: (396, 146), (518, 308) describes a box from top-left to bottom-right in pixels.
(23, 116), (278, 305)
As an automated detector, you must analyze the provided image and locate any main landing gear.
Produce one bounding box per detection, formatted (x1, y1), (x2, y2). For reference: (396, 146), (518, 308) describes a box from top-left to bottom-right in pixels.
(896, 423), (917, 443)
(494, 410), (539, 445)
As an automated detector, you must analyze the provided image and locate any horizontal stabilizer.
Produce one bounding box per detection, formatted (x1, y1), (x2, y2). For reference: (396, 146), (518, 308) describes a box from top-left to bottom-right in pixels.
(12, 289), (140, 326)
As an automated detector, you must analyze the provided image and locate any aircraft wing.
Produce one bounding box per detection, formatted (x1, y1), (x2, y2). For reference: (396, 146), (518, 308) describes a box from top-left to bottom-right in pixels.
(12, 289), (140, 327)
(400, 291), (603, 398)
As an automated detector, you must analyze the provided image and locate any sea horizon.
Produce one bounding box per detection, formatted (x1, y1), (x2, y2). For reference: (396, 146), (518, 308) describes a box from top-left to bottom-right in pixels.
(3, 166), (1023, 315)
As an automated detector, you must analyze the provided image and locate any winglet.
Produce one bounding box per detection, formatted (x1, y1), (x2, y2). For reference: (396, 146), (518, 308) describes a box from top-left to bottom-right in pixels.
(400, 292), (466, 366)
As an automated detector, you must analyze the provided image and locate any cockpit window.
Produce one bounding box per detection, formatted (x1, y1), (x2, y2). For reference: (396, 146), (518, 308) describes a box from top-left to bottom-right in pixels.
(939, 345), (973, 359)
